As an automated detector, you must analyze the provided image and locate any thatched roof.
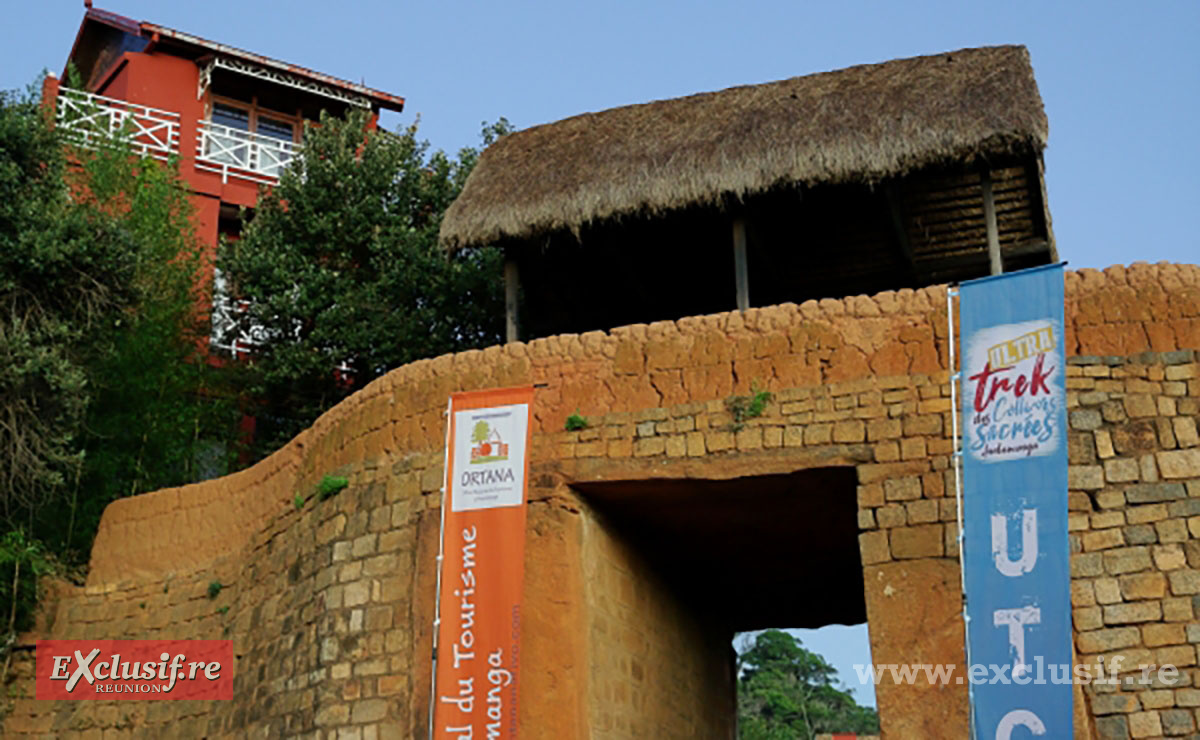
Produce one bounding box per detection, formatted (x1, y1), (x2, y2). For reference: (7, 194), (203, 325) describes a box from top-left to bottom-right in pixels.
(441, 45), (1047, 251)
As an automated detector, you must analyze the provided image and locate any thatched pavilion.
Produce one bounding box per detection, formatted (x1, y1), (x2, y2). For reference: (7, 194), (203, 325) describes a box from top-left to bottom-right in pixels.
(441, 45), (1056, 341)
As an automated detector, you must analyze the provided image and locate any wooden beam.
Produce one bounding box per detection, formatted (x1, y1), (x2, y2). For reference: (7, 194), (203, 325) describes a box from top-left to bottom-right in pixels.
(504, 256), (520, 343)
(732, 217), (749, 312)
(1034, 153), (1059, 262)
(980, 169), (1003, 275)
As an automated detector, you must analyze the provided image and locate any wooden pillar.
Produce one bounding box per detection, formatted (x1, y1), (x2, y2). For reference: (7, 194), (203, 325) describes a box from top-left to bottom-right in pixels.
(504, 256), (519, 343)
(981, 169), (1003, 275)
(732, 217), (749, 312)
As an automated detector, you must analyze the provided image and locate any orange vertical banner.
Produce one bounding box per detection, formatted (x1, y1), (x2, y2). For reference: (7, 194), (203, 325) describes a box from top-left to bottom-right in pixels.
(432, 386), (533, 739)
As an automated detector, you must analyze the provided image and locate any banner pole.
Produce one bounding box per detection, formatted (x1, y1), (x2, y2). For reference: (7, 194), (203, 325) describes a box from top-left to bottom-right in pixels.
(427, 398), (454, 740)
(947, 284), (976, 738)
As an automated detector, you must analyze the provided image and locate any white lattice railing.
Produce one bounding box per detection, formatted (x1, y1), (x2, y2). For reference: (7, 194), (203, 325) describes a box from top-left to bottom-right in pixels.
(195, 120), (298, 185)
(56, 87), (181, 159)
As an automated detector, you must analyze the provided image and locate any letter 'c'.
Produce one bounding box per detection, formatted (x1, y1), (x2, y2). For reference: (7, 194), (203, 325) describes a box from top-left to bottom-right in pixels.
(996, 708), (1046, 739)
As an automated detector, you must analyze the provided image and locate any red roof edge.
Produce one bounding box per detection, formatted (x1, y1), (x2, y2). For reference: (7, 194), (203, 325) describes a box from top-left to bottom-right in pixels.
(138, 20), (405, 112)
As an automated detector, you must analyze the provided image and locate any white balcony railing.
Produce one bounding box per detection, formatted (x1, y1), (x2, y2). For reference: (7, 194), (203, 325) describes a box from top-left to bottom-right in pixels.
(56, 87), (181, 160)
(195, 120), (298, 185)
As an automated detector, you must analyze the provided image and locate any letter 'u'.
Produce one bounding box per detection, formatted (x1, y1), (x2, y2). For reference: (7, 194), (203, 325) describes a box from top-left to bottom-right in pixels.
(991, 509), (1037, 577)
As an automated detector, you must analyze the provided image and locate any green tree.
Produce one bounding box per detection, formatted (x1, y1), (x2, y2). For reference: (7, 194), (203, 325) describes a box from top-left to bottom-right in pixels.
(737, 629), (879, 739)
(0, 80), (237, 563)
(471, 421), (491, 444)
(218, 110), (510, 458)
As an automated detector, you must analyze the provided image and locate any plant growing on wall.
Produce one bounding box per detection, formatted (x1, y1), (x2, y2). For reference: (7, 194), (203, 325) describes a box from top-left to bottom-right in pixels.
(726, 383), (773, 431)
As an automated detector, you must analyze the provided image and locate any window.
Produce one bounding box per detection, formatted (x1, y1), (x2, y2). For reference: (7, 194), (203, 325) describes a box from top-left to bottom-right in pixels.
(203, 97), (300, 176)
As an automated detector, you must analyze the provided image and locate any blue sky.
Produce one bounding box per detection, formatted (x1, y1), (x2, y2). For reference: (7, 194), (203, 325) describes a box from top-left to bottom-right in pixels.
(7, 0), (1198, 709)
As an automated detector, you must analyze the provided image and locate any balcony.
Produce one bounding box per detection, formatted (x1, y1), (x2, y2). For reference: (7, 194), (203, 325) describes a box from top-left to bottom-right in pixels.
(195, 119), (298, 185)
(56, 87), (180, 161)
(54, 85), (297, 186)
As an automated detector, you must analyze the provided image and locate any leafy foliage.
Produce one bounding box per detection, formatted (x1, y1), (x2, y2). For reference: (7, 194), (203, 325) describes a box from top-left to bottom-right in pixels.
(565, 411), (588, 431)
(0, 78), (238, 565)
(737, 629), (879, 739)
(218, 110), (511, 458)
(316, 475), (349, 501)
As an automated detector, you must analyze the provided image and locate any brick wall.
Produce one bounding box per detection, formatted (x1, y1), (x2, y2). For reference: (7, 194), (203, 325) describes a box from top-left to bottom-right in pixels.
(1, 262), (1197, 738)
(580, 501), (735, 738)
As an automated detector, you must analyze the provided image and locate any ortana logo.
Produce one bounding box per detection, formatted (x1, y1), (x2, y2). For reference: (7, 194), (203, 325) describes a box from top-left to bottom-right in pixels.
(469, 420), (509, 464)
(36, 640), (233, 700)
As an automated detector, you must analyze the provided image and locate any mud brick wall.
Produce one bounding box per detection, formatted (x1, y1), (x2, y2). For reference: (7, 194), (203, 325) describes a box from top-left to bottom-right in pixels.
(2, 262), (1198, 738)
(1065, 354), (1200, 739)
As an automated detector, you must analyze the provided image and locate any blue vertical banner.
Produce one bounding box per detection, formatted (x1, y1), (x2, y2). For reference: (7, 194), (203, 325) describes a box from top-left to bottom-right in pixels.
(960, 264), (1071, 739)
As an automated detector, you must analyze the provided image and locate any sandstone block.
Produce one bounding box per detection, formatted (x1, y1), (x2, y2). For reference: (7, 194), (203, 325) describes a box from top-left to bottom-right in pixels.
(859, 530), (889, 565)
(1104, 601), (1162, 624)
(1154, 544), (1188, 571)
(876, 505), (906, 528)
(1127, 504), (1169, 525)
(1128, 710), (1162, 738)
(890, 524), (943, 559)
(1126, 483), (1187, 504)
(1084, 528), (1125, 552)
(1090, 691), (1140, 714)
(1105, 546), (1153, 575)
(1070, 465), (1106, 490)
(1105, 458), (1141, 483)
(1159, 709), (1195, 736)
(884, 476), (922, 502)
(1074, 606), (1103, 631)
(1173, 417), (1199, 448)
(1095, 577), (1123, 604)
(1157, 449), (1200, 479)
(1119, 572), (1167, 600)
(1168, 569), (1200, 595)
(1142, 623), (1187, 648)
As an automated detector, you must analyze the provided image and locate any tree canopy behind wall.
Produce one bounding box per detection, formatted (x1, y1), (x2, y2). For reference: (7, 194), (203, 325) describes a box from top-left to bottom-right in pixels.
(218, 110), (510, 459)
(737, 629), (880, 739)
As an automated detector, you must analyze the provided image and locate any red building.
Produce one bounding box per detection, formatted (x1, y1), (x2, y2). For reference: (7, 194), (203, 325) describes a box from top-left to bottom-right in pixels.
(43, 2), (405, 353)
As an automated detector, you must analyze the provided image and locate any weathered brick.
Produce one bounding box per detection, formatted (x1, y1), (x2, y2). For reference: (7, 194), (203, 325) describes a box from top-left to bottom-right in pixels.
(1112, 421), (1161, 455)
(1154, 544), (1189, 571)
(1072, 552), (1105, 578)
(857, 483), (884, 508)
(1105, 458), (1141, 483)
(875, 505), (906, 528)
(1156, 518), (1189, 544)
(1072, 579), (1097, 607)
(1071, 409), (1104, 431)
(1093, 511), (1127, 529)
(1157, 449), (1200, 479)
(1093, 716), (1129, 739)
(1128, 710), (1162, 738)
(1160, 709), (1195, 736)
(1142, 623), (1187, 648)
(1105, 546), (1153, 575)
(1162, 596), (1194, 622)
(1126, 483), (1188, 504)
(1090, 691), (1140, 714)
(1095, 577), (1123, 604)
(1124, 394), (1158, 419)
(1075, 605), (1104, 631)
(1167, 569), (1200, 595)
(1127, 504), (1169, 525)
(884, 476), (922, 502)
(1123, 524), (1158, 545)
(859, 530), (889, 565)
(1070, 430), (1098, 463)
(890, 524), (943, 559)
(1070, 465), (1106, 490)
(1173, 416), (1199, 448)
(1120, 572), (1167, 600)
(1104, 601), (1162, 624)
(832, 419), (865, 443)
(906, 499), (938, 524)
(1084, 528), (1125, 552)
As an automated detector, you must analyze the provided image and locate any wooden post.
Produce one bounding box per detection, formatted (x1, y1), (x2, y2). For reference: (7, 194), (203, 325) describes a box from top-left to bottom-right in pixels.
(504, 257), (519, 343)
(884, 184), (918, 284)
(732, 217), (749, 312)
(981, 169), (1002, 275)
